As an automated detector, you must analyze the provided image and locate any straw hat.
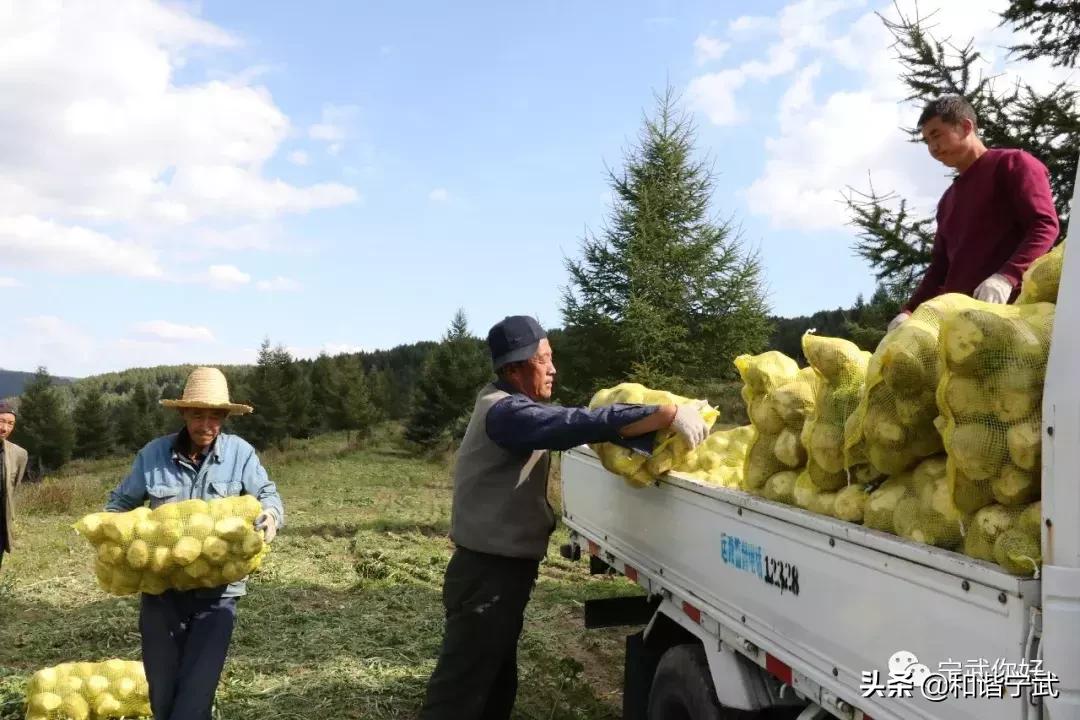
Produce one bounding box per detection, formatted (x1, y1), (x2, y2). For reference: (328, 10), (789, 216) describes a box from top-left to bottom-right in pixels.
(160, 367), (253, 415)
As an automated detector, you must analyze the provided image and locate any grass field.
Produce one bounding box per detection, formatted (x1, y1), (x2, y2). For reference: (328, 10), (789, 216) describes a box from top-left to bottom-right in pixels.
(0, 431), (642, 719)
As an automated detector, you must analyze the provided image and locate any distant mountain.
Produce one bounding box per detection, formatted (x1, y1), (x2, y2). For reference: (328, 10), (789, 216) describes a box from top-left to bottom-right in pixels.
(0, 369), (75, 400)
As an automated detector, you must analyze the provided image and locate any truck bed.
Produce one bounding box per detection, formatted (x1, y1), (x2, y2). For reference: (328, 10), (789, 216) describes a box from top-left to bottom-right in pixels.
(561, 447), (1042, 720)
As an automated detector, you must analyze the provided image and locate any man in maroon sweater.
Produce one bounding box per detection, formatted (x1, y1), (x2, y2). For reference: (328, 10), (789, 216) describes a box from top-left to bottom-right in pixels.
(888, 96), (1059, 331)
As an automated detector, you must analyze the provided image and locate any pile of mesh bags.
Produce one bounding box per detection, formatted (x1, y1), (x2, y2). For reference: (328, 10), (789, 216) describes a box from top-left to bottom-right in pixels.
(1017, 243), (1064, 304)
(844, 295), (973, 476)
(74, 496), (267, 596)
(673, 425), (754, 488)
(801, 334), (874, 490)
(734, 352), (817, 494)
(588, 383), (719, 487)
(25, 660), (150, 720)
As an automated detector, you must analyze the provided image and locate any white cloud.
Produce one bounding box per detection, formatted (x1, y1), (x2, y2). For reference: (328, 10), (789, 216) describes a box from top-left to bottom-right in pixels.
(428, 188), (450, 203)
(205, 264), (251, 289)
(288, 150), (309, 166)
(688, 70), (748, 126)
(0, 0), (357, 280)
(256, 276), (301, 292)
(0, 215), (163, 277)
(133, 321), (215, 343)
(0, 277), (22, 288)
(694, 35), (730, 65)
(738, 0), (1071, 231)
(729, 15), (773, 33)
(309, 104), (359, 144)
(8, 315), (255, 375)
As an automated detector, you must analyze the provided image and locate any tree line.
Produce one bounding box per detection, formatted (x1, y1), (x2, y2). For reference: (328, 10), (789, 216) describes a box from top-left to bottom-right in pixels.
(9, 0), (1076, 475)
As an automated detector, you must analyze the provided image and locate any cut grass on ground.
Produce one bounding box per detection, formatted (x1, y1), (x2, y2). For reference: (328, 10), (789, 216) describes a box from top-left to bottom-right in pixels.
(0, 433), (641, 720)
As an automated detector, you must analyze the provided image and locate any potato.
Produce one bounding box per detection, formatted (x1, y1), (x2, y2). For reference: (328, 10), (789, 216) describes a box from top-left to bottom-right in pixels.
(994, 529), (1042, 576)
(1006, 422), (1041, 472)
(774, 428), (806, 468)
(992, 464), (1039, 507)
(949, 423), (1007, 481)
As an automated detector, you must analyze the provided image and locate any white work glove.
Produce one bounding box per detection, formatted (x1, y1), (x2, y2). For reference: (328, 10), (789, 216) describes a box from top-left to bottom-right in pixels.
(670, 401), (710, 450)
(255, 511), (278, 543)
(973, 273), (1013, 304)
(887, 312), (911, 333)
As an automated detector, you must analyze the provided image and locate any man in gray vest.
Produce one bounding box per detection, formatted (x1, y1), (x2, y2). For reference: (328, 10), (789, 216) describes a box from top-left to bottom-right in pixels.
(419, 315), (709, 720)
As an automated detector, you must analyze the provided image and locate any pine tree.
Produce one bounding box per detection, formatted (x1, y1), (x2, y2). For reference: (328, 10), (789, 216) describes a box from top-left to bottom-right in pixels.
(404, 310), (490, 449)
(236, 339), (292, 450)
(559, 88), (771, 403)
(335, 357), (382, 442)
(116, 383), (161, 452)
(846, 5), (1080, 298)
(12, 367), (75, 473)
(275, 346), (311, 440)
(309, 353), (340, 434)
(73, 385), (112, 459)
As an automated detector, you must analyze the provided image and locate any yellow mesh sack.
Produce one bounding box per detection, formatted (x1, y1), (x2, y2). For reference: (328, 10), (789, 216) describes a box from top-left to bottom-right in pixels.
(965, 501), (1042, 576)
(802, 334), (870, 489)
(588, 383), (719, 487)
(864, 471), (914, 534)
(937, 299), (1053, 516)
(736, 353), (816, 484)
(762, 470), (798, 505)
(898, 455), (969, 550)
(26, 659), (150, 720)
(835, 483), (870, 523)
(1016, 243), (1064, 304)
(675, 425), (753, 488)
(74, 496), (267, 596)
(846, 296), (971, 476)
(963, 504), (1023, 562)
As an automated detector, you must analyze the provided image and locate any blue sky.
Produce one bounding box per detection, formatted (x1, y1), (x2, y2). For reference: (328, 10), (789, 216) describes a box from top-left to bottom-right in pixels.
(3, 0), (1058, 376)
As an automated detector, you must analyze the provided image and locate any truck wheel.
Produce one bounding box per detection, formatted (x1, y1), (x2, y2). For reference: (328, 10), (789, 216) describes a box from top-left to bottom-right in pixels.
(647, 644), (748, 720)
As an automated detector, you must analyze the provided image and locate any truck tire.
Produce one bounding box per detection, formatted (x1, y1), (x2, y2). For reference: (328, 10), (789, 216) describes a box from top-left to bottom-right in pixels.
(647, 644), (749, 720)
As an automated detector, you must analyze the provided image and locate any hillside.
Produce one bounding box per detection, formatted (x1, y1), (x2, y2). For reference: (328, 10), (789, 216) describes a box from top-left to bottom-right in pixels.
(0, 369), (73, 400)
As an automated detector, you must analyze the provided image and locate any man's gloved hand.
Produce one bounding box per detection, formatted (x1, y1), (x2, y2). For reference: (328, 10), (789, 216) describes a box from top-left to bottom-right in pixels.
(974, 273), (1013, 304)
(255, 511), (278, 543)
(887, 312), (911, 333)
(670, 401), (710, 450)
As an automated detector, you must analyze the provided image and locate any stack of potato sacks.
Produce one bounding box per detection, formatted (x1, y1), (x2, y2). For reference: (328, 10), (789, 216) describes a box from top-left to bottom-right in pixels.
(588, 383), (720, 487)
(74, 496), (267, 596)
(673, 425), (755, 488)
(25, 660), (150, 720)
(936, 298), (1054, 576)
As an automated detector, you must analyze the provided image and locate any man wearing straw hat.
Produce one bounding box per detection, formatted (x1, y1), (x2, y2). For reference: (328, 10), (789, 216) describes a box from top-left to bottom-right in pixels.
(0, 400), (28, 572)
(106, 366), (284, 720)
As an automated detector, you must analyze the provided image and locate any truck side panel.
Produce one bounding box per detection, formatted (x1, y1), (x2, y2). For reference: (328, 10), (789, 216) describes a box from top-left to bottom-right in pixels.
(563, 449), (1040, 720)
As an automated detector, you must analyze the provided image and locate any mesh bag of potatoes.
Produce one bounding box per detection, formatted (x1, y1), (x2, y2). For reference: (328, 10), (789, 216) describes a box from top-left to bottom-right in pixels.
(800, 334), (876, 492)
(844, 295), (977, 478)
(936, 299), (1053, 519)
(25, 659), (150, 720)
(673, 425), (754, 488)
(74, 496), (268, 596)
(734, 352), (817, 493)
(588, 383), (719, 487)
(1016, 243), (1064, 304)
(790, 469), (870, 522)
(888, 455), (972, 550)
(963, 501), (1042, 576)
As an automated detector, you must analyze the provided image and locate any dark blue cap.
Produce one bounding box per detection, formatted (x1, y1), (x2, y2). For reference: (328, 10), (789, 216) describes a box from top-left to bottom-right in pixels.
(487, 315), (547, 369)
(0, 401), (14, 417)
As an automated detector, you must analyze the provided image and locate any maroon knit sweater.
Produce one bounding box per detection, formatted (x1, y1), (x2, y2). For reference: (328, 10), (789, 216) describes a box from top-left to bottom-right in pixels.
(904, 148), (1059, 313)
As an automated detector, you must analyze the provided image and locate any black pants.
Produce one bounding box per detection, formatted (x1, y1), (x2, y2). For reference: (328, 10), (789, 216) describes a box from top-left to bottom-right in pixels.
(139, 591), (238, 720)
(419, 547), (541, 720)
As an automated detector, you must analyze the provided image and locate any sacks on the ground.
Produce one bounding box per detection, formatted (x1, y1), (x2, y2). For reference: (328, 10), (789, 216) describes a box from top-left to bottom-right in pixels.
(25, 659), (150, 720)
(937, 299), (1053, 519)
(735, 352), (816, 489)
(588, 383), (719, 487)
(675, 425), (754, 488)
(1016, 243), (1064, 304)
(845, 295), (971, 477)
(801, 334), (872, 490)
(74, 496), (267, 596)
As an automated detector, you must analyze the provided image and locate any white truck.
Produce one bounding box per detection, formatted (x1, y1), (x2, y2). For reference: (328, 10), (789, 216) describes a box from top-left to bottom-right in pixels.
(557, 165), (1080, 720)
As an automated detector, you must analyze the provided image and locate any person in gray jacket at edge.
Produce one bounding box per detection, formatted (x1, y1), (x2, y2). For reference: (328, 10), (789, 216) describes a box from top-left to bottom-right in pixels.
(419, 315), (710, 720)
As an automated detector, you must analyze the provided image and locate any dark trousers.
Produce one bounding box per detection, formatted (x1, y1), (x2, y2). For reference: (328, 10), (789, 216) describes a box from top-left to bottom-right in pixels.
(419, 547), (541, 720)
(139, 591), (238, 720)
